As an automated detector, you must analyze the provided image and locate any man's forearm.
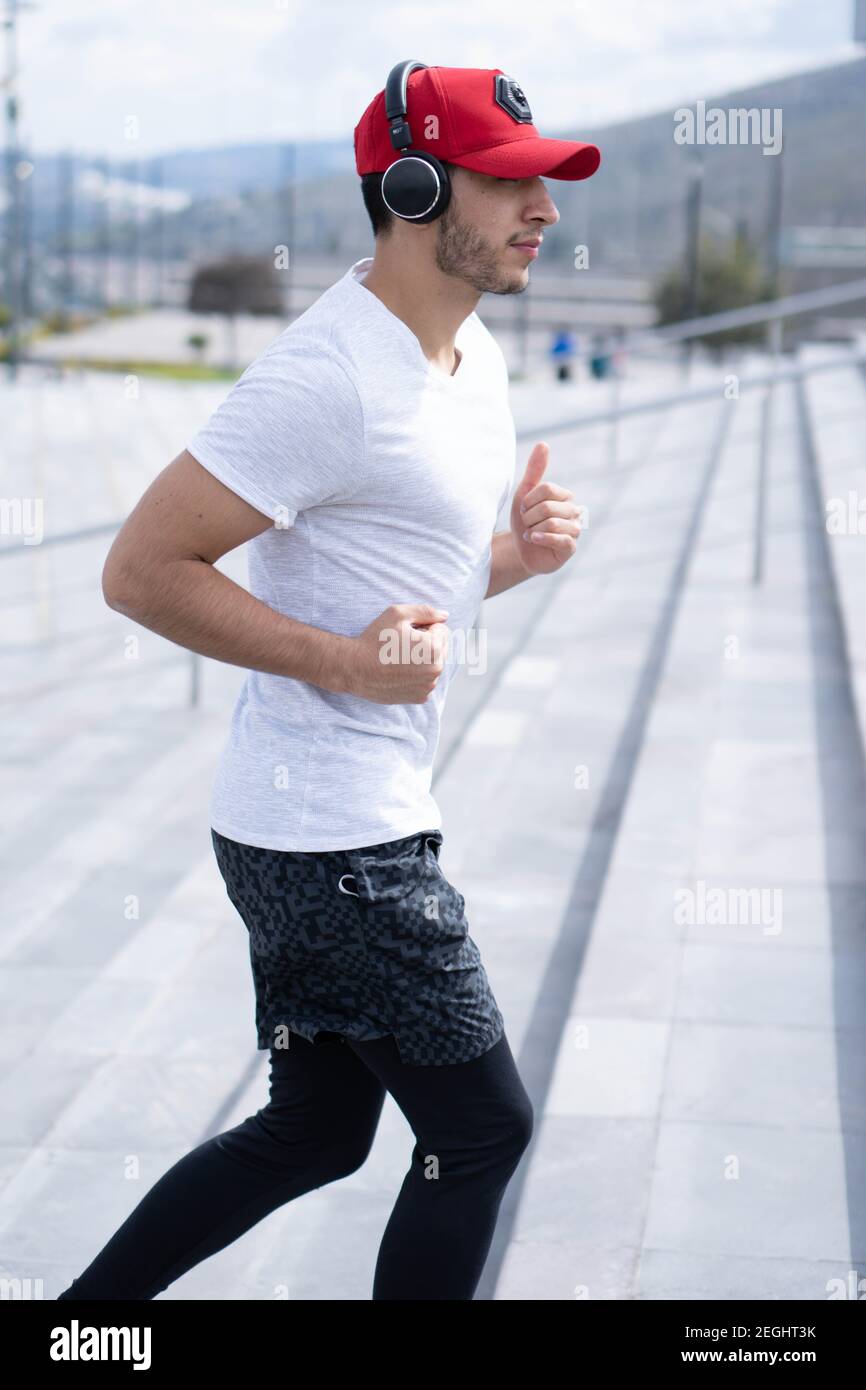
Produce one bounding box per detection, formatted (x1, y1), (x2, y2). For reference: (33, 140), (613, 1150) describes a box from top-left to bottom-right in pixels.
(104, 555), (352, 692)
(484, 530), (534, 600)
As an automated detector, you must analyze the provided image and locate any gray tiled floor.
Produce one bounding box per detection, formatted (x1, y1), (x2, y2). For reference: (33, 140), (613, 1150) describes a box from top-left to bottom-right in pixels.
(2, 351), (865, 1300)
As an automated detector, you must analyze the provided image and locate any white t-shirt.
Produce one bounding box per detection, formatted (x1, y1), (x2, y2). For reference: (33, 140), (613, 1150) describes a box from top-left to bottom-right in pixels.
(187, 256), (516, 851)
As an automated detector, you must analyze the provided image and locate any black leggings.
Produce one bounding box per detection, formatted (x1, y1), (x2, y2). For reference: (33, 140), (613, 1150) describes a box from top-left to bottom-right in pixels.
(56, 1029), (533, 1301)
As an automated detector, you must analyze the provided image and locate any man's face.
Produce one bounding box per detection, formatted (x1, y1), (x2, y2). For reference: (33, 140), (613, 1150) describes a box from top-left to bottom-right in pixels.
(434, 166), (560, 295)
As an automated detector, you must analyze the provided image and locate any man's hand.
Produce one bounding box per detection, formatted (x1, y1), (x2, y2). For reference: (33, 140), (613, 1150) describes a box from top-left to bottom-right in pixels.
(336, 603), (450, 704)
(510, 441), (582, 575)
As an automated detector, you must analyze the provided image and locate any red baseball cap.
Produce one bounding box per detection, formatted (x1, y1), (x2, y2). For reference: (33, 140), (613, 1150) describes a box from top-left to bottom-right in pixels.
(354, 66), (601, 182)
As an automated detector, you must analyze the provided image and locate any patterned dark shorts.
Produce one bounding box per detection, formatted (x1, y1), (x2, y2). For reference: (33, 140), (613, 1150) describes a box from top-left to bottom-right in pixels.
(210, 826), (505, 1066)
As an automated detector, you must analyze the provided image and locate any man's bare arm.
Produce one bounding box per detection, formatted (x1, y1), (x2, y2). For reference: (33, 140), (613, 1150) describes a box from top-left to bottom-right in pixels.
(484, 530), (535, 600)
(101, 450), (354, 691)
(101, 450), (450, 705)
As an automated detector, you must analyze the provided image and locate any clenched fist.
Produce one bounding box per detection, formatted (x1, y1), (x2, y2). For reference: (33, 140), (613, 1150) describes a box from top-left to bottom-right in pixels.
(336, 603), (450, 704)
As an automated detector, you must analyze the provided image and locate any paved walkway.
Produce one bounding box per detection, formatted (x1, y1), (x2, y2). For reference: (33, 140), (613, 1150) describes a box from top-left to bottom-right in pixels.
(0, 349), (864, 1299)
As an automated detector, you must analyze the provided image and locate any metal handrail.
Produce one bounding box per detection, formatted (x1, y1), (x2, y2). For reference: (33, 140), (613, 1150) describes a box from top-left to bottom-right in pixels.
(521, 271), (866, 373)
(11, 269), (866, 376)
(4, 330), (866, 710)
(515, 343), (866, 439)
(3, 343), (865, 557)
(622, 275), (866, 349)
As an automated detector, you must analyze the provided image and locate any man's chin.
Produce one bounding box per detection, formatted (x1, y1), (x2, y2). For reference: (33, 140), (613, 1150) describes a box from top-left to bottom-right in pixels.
(451, 262), (530, 296)
(491, 269), (530, 296)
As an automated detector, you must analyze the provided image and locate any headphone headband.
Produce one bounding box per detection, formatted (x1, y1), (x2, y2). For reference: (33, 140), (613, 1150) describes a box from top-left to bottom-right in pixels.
(385, 60), (427, 152)
(384, 60), (427, 122)
(380, 60), (451, 224)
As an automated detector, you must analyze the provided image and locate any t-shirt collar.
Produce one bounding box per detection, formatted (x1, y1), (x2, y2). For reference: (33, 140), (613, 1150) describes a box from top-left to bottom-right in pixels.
(346, 258), (466, 386)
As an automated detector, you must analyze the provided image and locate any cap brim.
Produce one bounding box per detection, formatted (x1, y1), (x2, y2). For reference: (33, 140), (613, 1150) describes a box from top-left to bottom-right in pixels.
(449, 137), (600, 181)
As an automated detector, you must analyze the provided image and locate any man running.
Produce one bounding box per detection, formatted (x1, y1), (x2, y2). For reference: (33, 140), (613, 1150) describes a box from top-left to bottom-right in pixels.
(57, 63), (598, 1302)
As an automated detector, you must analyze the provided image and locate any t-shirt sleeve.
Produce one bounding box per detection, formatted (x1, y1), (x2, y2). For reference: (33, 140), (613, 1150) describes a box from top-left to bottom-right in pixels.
(185, 345), (365, 527)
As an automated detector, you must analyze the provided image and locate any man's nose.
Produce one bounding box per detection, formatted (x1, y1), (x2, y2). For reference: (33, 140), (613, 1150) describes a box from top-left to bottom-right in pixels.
(525, 181), (560, 226)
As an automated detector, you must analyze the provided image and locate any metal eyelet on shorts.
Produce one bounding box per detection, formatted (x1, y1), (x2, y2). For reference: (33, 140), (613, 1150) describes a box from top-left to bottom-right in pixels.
(336, 872), (360, 897)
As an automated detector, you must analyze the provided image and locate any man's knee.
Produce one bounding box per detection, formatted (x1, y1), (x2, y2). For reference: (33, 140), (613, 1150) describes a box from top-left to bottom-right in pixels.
(430, 1090), (534, 1181)
(216, 1105), (377, 1182)
(320, 1131), (376, 1182)
(503, 1090), (534, 1162)
(518, 1092), (535, 1149)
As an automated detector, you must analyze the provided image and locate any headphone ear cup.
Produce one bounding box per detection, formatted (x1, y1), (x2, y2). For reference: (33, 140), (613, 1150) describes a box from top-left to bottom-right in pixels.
(381, 152), (451, 223)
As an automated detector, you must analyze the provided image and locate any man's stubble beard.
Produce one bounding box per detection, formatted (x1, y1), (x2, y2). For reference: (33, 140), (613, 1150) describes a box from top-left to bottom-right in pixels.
(434, 201), (528, 296)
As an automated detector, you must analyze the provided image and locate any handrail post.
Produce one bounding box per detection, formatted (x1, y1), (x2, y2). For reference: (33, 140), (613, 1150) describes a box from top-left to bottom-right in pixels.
(609, 363), (620, 468)
(752, 316), (783, 586)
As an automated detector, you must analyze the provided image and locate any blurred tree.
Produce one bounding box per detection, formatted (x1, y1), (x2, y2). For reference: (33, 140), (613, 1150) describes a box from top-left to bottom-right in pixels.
(188, 255), (285, 367)
(41, 310), (73, 334)
(654, 233), (776, 349)
(186, 332), (210, 363)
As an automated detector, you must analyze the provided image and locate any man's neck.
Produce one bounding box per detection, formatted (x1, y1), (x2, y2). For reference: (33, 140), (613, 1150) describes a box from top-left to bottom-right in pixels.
(360, 244), (480, 377)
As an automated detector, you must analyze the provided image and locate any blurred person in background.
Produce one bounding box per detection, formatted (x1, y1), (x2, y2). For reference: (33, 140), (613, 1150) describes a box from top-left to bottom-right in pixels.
(550, 324), (578, 381)
(589, 330), (613, 379)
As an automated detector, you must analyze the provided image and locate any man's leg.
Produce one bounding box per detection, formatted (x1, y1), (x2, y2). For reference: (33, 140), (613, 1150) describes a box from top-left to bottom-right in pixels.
(347, 1030), (534, 1300)
(57, 1033), (386, 1300)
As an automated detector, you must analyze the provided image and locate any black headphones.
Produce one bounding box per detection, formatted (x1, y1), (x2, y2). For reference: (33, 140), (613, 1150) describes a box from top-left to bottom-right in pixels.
(379, 60), (452, 224)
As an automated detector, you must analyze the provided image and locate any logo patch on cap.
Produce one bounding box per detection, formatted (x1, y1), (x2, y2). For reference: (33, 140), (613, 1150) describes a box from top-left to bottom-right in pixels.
(494, 74), (533, 123)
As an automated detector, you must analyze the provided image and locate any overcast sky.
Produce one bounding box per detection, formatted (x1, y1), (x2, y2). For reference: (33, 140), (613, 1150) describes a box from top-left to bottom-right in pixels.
(14, 0), (864, 157)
